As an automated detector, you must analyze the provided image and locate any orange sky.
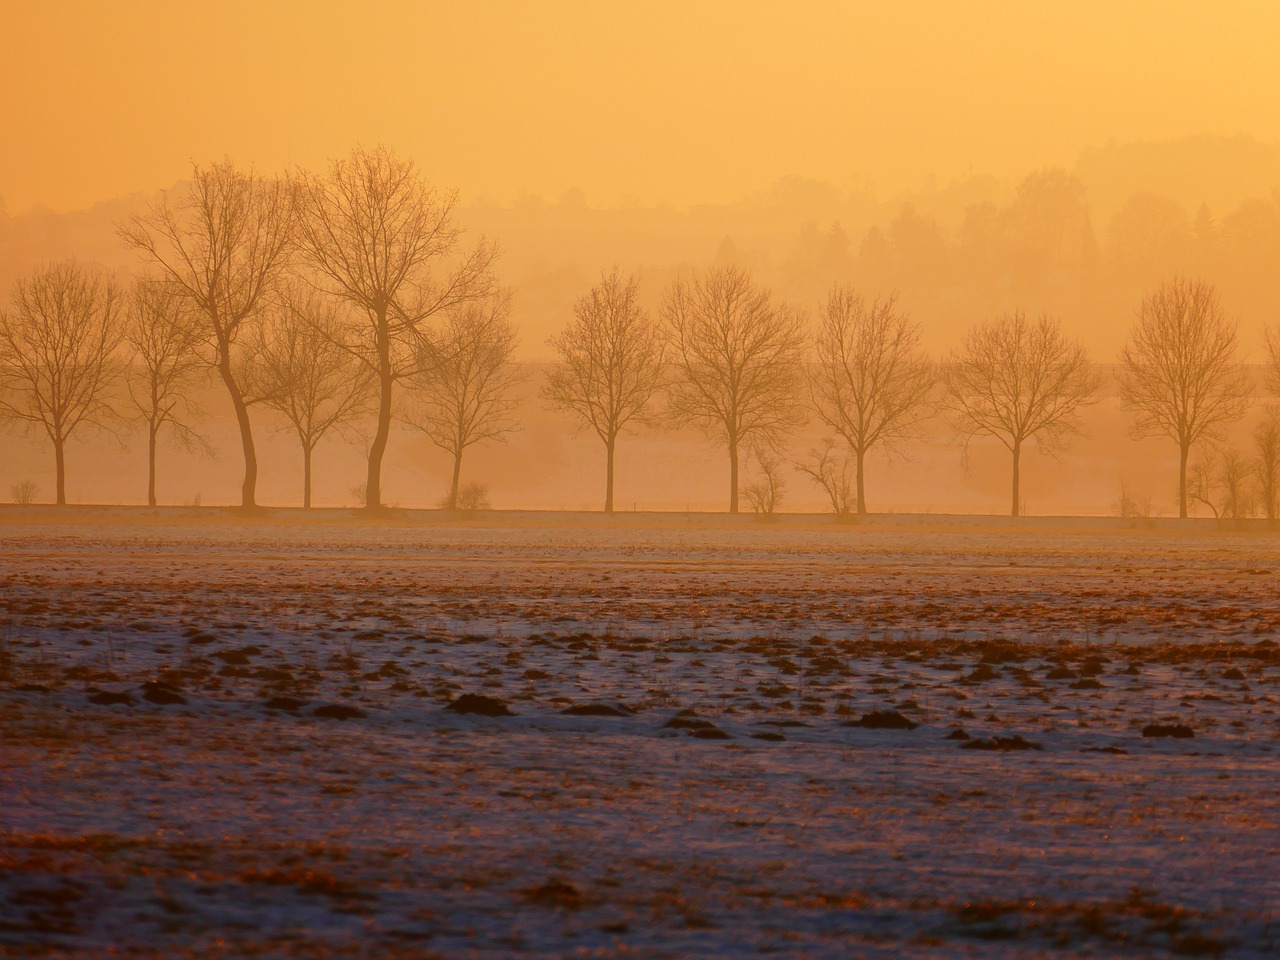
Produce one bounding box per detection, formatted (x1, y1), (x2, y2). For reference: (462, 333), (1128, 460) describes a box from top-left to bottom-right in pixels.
(3, 1), (1280, 214)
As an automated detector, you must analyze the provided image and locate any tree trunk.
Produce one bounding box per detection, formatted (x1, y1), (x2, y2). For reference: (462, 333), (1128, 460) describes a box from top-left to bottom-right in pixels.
(604, 436), (616, 513)
(855, 446), (867, 515)
(728, 435), (739, 514)
(303, 442), (313, 509)
(1011, 439), (1021, 517)
(449, 448), (463, 510)
(54, 437), (66, 506)
(217, 351), (258, 509)
(147, 421), (158, 508)
(1178, 440), (1190, 519)
(366, 311), (392, 511)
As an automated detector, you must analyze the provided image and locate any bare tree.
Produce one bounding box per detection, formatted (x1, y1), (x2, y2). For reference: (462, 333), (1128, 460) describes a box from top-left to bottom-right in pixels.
(664, 266), (806, 513)
(543, 270), (665, 512)
(1120, 278), (1252, 518)
(406, 291), (521, 510)
(294, 145), (498, 510)
(743, 448), (786, 515)
(1219, 449), (1255, 520)
(945, 312), (1101, 516)
(120, 161), (294, 508)
(1253, 410), (1280, 523)
(0, 261), (124, 505)
(1266, 323), (1280, 394)
(249, 285), (373, 508)
(125, 277), (209, 507)
(812, 288), (933, 514)
(795, 438), (855, 517)
(1189, 447), (1256, 520)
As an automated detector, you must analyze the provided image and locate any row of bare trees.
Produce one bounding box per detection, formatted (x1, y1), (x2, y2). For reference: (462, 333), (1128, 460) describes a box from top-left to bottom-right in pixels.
(542, 269), (1275, 519)
(0, 148), (1276, 515)
(2, 257), (1276, 517)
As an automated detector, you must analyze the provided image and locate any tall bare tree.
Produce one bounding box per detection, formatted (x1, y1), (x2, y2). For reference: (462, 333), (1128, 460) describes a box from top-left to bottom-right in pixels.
(293, 145), (498, 510)
(124, 277), (209, 507)
(0, 261), (124, 505)
(1120, 278), (1252, 518)
(406, 292), (521, 510)
(945, 312), (1101, 516)
(812, 288), (933, 514)
(543, 269), (665, 512)
(1254, 410), (1280, 523)
(119, 161), (294, 508)
(664, 266), (806, 513)
(248, 285), (373, 508)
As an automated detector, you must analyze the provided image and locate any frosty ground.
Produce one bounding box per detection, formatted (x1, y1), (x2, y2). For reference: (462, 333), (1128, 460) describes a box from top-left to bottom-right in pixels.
(1, 509), (1277, 958)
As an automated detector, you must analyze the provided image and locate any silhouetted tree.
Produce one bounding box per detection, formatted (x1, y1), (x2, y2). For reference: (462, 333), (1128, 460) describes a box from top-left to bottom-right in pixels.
(743, 448), (786, 515)
(406, 291), (521, 510)
(1189, 447), (1255, 520)
(945, 312), (1100, 516)
(663, 266), (806, 513)
(1120, 278), (1251, 518)
(812, 289), (933, 513)
(249, 285), (373, 508)
(794, 438), (854, 516)
(120, 161), (294, 509)
(543, 269), (665, 512)
(1106, 193), (1190, 276)
(1254, 410), (1280, 523)
(124, 277), (209, 507)
(0, 261), (124, 504)
(294, 145), (498, 510)
(1007, 168), (1097, 272)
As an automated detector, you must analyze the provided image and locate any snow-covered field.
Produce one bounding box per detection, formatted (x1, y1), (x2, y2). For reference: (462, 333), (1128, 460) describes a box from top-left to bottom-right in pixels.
(1, 510), (1277, 958)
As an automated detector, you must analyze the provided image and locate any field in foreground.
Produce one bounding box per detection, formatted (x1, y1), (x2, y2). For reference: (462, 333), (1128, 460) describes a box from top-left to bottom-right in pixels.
(1, 512), (1277, 958)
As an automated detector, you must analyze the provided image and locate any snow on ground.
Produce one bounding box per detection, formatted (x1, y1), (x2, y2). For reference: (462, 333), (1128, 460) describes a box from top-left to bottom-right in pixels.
(0, 511), (1277, 957)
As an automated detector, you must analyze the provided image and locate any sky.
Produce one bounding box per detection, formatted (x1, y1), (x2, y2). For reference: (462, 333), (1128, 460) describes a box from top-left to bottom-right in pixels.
(4, 1), (1280, 213)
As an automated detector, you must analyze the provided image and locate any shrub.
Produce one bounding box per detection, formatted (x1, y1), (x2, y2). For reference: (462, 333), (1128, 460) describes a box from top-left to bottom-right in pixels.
(454, 482), (491, 513)
(10, 480), (38, 505)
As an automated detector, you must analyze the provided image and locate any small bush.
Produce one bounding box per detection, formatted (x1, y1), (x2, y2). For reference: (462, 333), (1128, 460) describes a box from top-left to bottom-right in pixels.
(744, 449), (785, 515)
(1113, 482), (1152, 519)
(10, 480), (38, 505)
(454, 482), (491, 513)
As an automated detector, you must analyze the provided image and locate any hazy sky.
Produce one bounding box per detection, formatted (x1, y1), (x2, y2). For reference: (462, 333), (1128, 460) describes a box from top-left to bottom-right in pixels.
(3, 1), (1280, 213)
